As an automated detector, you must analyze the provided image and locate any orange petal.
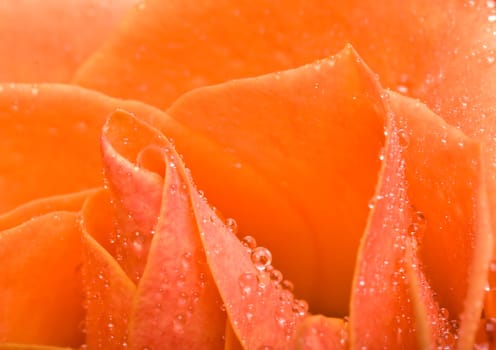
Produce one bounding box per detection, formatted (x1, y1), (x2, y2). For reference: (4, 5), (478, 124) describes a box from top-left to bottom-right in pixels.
(0, 83), (182, 214)
(0, 189), (97, 232)
(0, 0), (136, 82)
(72, 0), (454, 110)
(0, 212), (84, 347)
(165, 45), (385, 316)
(80, 190), (136, 350)
(294, 316), (348, 350)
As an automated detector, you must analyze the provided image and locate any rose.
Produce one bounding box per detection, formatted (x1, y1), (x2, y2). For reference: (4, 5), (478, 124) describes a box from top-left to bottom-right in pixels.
(0, 0), (495, 349)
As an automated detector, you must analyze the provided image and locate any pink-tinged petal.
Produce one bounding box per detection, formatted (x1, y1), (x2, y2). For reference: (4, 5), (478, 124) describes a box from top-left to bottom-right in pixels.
(0, 212), (84, 347)
(390, 92), (492, 349)
(294, 316), (348, 350)
(80, 190), (136, 350)
(189, 172), (309, 349)
(100, 110), (165, 283)
(102, 111), (226, 349)
(350, 90), (489, 348)
(166, 45), (385, 317)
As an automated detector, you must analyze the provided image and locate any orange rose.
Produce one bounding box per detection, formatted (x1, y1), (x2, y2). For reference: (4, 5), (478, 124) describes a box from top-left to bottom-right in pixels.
(0, 0), (495, 349)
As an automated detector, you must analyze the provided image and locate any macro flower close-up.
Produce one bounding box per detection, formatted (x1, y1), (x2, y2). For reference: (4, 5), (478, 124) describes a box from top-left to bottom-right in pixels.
(2, 0), (496, 349)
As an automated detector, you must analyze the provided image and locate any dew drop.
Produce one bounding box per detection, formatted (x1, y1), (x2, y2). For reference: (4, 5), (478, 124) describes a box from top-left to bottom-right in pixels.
(269, 268), (283, 283)
(251, 247), (272, 271)
(177, 292), (188, 308)
(281, 279), (294, 292)
(397, 129), (410, 147)
(132, 232), (145, 257)
(239, 272), (257, 296)
(241, 235), (257, 250)
(225, 217), (238, 235)
(173, 314), (186, 334)
(292, 299), (309, 316)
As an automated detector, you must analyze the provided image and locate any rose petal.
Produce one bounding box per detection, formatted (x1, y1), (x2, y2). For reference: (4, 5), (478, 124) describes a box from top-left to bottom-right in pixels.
(0, 212), (84, 346)
(100, 111), (165, 282)
(0, 83), (182, 214)
(80, 190), (136, 350)
(165, 45), (385, 316)
(391, 92), (492, 348)
(0, 0), (136, 82)
(72, 0), (453, 110)
(101, 110), (226, 348)
(0, 189), (97, 232)
(350, 91), (490, 348)
(294, 316), (348, 350)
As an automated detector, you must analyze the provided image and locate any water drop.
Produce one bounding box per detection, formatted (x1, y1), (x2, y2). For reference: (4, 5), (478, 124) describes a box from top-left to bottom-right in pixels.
(132, 232), (145, 257)
(241, 235), (257, 250)
(251, 247), (272, 271)
(292, 299), (309, 316)
(239, 272), (257, 296)
(281, 279), (294, 292)
(269, 268), (283, 283)
(489, 14), (496, 22)
(397, 129), (410, 147)
(396, 85), (409, 94)
(225, 217), (238, 235)
(173, 314), (186, 334)
(177, 292), (188, 307)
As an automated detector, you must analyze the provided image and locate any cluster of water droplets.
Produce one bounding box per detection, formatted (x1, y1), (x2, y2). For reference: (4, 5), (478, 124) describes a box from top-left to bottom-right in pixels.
(169, 251), (208, 336)
(222, 227), (309, 346)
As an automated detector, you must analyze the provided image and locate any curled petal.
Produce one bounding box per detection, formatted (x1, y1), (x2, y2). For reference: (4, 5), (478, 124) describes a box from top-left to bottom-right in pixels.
(102, 111), (226, 349)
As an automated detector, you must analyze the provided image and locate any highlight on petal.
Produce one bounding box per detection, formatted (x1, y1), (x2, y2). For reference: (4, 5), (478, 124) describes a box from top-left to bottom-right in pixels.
(350, 90), (490, 348)
(0, 83), (182, 214)
(0, 212), (84, 347)
(0, 0), (136, 82)
(166, 45), (386, 317)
